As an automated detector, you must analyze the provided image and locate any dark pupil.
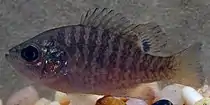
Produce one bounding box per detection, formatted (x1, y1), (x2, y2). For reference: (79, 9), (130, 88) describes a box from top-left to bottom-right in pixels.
(21, 45), (39, 62)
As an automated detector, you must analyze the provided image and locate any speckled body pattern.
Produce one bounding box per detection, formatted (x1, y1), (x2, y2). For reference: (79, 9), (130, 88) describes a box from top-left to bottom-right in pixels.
(38, 24), (177, 93)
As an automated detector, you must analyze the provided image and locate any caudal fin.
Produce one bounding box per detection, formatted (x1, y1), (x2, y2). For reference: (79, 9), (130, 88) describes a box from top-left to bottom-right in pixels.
(164, 42), (205, 89)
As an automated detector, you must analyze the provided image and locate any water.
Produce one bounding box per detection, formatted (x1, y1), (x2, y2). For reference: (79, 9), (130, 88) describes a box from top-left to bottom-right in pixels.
(0, 0), (210, 104)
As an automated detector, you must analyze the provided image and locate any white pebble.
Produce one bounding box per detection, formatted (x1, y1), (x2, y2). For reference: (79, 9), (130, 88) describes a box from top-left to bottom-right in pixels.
(54, 91), (68, 102)
(0, 99), (2, 105)
(160, 84), (184, 105)
(126, 98), (148, 105)
(35, 98), (51, 105)
(6, 86), (39, 105)
(49, 101), (60, 105)
(182, 86), (203, 105)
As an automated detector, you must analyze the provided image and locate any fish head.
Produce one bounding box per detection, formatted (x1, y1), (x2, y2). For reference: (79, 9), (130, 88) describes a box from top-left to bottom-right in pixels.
(5, 28), (69, 85)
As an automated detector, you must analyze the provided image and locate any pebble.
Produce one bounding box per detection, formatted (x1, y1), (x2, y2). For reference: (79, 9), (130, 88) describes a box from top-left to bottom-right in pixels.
(160, 84), (184, 105)
(126, 98), (148, 105)
(152, 99), (173, 105)
(198, 85), (210, 97)
(95, 95), (127, 105)
(0, 99), (2, 105)
(55, 91), (68, 102)
(194, 97), (210, 105)
(182, 86), (203, 105)
(49, 101), (60, 105)
(128, 83), (157, 105)
(6, 86), (39, 105)
(59, 97), (70, 105)
(54, 91), (70, 105)
(35, 98), (51, 105)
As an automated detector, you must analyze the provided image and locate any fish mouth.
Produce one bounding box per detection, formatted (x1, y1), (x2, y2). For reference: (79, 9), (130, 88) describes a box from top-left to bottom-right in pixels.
(5, 52), (12, 62)
(5, 50), (11, 58)
(5, 52), (9, 57)
(5, 47), (19, 61)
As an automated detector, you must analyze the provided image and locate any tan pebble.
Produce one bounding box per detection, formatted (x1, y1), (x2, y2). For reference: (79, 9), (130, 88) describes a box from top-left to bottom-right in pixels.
(59, 97), (70, 105)
(95, 95), (127, 105)
(35, 98), (51, 105)
(198, 85), (210, 97)
(197, 85), (208, 93)
(195, 97), (210, 105)
(49, 101), (60, 105)
(55, 91), (68, 102)
(54, 91), (71, 105)
(128, 83), (157, 105)
(6, 86), (39, 105)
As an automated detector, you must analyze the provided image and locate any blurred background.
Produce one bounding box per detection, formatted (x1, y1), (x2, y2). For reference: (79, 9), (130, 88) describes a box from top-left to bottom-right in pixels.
(0, 0), (210, 103)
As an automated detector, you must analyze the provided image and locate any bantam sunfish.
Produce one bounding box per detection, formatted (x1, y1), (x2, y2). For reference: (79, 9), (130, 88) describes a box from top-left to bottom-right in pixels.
(5, 8), (205, 97)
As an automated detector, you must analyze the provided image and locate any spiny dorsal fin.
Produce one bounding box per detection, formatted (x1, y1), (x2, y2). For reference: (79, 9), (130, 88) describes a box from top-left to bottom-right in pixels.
(80, 8), (169, 56)
(80, 8), (132, 33)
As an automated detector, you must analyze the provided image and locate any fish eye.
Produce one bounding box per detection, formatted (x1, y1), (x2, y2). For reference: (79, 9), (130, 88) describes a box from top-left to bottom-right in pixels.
(21, 45), (39, 62)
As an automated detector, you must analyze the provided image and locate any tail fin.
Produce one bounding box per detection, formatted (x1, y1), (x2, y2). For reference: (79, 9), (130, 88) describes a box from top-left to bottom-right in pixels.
(164, 42), (205, 89)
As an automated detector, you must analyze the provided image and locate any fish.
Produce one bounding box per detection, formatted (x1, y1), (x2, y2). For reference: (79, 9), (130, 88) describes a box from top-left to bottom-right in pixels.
(5, 8), (206, 97)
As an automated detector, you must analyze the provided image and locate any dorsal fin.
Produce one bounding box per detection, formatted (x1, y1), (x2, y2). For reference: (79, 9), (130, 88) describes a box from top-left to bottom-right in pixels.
(122, 22), (170, 57)
(80, 8), (170, 56)
(80, 8), (133, 34)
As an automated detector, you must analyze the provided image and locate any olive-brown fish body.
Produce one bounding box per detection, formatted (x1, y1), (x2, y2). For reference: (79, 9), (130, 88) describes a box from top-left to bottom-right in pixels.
(5, 8), (205, 97)
(42, 25), (176, 93)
